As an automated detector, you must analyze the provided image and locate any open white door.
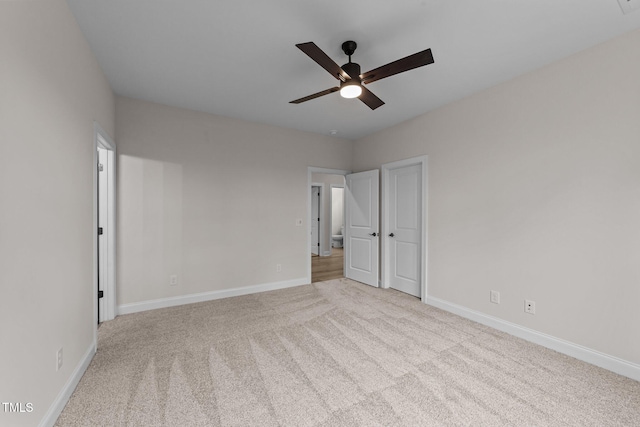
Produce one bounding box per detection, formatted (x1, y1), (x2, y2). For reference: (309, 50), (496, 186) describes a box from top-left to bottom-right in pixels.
(97, 147), (108, 322)
(345, 170), (379, 287)
(94, 123), (116, 326)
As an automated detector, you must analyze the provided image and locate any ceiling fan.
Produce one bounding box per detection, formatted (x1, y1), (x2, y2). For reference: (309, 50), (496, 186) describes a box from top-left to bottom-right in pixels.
(290, 40), (434, 110)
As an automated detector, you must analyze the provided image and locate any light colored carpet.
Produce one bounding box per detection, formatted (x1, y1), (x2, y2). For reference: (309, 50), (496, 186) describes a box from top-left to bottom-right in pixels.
(56, 278), (640, 426)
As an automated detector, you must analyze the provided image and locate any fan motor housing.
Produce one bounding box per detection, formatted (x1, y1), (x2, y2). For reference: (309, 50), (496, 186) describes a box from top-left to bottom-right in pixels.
(341, 62), (362, 82)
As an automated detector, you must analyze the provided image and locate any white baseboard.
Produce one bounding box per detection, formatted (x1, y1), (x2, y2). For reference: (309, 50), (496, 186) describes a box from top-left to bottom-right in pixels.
(118, 277), (308, 315)
(39, 341), (96, 427)
(427, 296), (640, 382)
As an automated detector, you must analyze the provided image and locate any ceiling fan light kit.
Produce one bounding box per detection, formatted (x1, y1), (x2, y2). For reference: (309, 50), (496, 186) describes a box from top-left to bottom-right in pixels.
(340, 80), (362, 98)
(290, 40), (434, 110)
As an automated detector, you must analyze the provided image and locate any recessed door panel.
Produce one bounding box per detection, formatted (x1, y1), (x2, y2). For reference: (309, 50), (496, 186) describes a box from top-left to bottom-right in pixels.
(395, 241), (418, 282)
(350, 178), (372, 228)
(395, 172), (419, 230)
(349, 237), (372, 273)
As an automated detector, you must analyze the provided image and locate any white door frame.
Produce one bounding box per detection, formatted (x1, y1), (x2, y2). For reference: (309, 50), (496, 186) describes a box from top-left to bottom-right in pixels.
(311, 183), (324, 256)
(381, 156), (428, 302)
(307, 167), (351, 283)
(93, 122), (116, 336)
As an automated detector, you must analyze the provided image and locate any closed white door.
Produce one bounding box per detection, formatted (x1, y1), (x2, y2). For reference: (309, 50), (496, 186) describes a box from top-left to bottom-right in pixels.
(311, 186), (320, 255)
(345, 170), (379, 287)
(388, 164), (422, 297)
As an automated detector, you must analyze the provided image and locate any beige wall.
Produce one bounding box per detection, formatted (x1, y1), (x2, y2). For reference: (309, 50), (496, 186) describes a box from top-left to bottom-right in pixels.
(0, 1), (115, 426)
(311, 173), (346, 255)
(116, 97), (352, 306)
(353, 29), (640, 364)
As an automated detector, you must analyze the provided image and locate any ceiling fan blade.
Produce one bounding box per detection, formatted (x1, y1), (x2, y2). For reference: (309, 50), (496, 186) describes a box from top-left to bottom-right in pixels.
(359, 86), (385, 110)
(361, 48), (434, 84)
(290, 87), (339, 104)
(296, 42), (351, 81)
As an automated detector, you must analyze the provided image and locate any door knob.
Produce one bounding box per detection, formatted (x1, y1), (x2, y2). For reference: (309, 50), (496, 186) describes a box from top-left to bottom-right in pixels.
(389, 233), (395, 237)
(369, 232), (377, 237)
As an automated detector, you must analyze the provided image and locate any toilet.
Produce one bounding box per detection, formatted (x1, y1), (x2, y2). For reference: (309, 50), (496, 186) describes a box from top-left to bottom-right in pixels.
(332, 225), (344, 248)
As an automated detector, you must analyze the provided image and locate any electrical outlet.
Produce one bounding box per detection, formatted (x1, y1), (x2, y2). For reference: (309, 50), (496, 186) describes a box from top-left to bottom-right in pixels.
(56, 348), (63, 371)
(169, 275), (178, 286)
(525, 300), (536, 314)
(490, 290), (500, 304)
(276, 264), (282, 272)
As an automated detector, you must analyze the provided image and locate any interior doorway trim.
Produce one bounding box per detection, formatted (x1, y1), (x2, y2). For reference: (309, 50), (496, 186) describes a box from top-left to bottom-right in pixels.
(381, 156), (428, 302)
(310, 182), (324, 256)
(93, 122), (116, 339)
(307, 167), (351, 284)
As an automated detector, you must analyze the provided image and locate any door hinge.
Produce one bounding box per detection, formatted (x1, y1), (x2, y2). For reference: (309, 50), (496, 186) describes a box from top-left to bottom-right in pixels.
(317, 242), (320, 246)
(98, 227), (103, 235)
(98, 163), (104, 172)
(98, 290), (104, 299)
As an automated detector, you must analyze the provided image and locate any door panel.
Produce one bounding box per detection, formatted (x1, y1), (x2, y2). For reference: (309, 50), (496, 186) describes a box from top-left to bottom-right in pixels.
(395, 172), (418, 229)
(349, 237), (372, 272)
(349, 179), (372, 227)
(345, 170), (379, 287)
(395, 241), (418, 281)
(389, 164), (421, 297)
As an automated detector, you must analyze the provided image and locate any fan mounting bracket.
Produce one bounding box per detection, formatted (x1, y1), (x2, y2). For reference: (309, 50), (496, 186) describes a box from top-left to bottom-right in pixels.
(341, 40), (357, 57)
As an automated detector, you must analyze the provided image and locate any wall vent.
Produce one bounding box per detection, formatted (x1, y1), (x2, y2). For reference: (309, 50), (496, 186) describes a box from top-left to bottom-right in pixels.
(618, 0), (640, 14)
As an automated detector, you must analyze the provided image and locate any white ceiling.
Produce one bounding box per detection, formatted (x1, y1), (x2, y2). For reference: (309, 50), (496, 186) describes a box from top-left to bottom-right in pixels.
(67, 0), (640, 140)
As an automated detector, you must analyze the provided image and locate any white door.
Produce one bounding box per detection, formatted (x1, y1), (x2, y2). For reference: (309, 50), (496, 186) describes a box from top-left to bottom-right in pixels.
(387, 164), (422, 297)
(97, 147), (108, 322)
(95, 127), (117, 324)
(345, 170), (379, 287)
(311, 186), (320, 255)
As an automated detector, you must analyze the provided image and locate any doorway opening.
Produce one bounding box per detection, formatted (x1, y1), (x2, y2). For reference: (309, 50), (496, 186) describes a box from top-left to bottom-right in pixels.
(307, 168), (349, 283)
